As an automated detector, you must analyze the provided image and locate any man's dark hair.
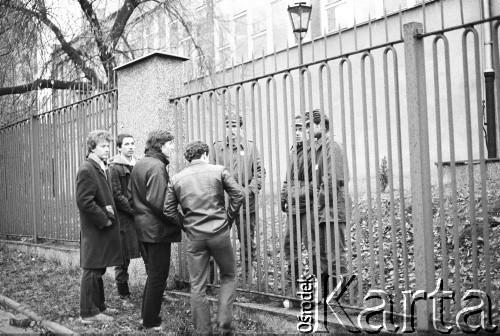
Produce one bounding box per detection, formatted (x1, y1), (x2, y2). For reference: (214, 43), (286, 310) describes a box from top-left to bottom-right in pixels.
(116, 133), (134, 148)
(145, 130), (174, 153)
(86, 130), (112, 154)
(184, 141), (209, 162)
(305, 109), (330, 131)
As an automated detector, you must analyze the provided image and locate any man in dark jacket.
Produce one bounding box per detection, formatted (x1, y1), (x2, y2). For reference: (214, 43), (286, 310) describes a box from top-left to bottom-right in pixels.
(307, 109), (349, 280)
(130, 130), (182, 331)
(164, 141), (244, 334)
(210, 113), (263, 281)
(109, 133), (141, 308)
(76, 130), (124, 323)
(281, 115), (314, 282)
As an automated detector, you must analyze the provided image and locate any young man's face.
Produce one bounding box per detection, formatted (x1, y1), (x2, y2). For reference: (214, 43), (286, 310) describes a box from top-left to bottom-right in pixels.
(310, 123), (322, 139)
(226, 122), (240, 139)
(92, 139), (110, 160)
(161, 140), (175, 158)
(119, 137), (135, 159)
(295, 125), (308, 143)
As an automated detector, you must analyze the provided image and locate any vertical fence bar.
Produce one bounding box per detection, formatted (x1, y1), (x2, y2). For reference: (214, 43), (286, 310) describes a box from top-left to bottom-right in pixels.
(30, 105), (38, 242)
(383, 46), (401, 311)
(462, 29), (479, 290)
(403, 22), (435, 331)
(471, 27), (491, 302)
(360, 53), (376, 290)
(432, 35), (450, 318)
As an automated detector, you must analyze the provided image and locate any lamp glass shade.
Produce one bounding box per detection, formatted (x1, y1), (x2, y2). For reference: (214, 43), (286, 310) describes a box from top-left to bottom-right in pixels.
(287, 2), (312, 34)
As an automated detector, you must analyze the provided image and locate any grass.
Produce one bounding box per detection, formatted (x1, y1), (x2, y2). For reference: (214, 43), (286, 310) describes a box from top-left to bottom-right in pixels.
(0, 245), (283, 334)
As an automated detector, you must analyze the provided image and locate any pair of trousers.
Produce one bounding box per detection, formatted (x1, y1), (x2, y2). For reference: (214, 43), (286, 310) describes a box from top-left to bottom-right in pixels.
(115, 259), (131, 297)
(284, 212), (312, 279)
(80, 268), (106, 318)
(187, 230), (237, 334)
(234, 212), (256, 272)
(141, 242), (171, 328)
(301, 221), (347, 277)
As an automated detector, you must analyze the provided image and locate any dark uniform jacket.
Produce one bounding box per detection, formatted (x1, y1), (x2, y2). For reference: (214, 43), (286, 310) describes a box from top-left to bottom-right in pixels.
(130, 150), (182, 243)
(164, 160), (244, 241)
(210, 135), (263, 213)
(76, 157), (124, 269)
(109, 155), (140, 260)
(315, 135), (349, 223)
(281, 140), (314, 214)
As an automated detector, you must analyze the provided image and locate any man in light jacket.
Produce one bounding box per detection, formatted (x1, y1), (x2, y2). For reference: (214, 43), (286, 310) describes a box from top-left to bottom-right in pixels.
(164, 141), (244, 334)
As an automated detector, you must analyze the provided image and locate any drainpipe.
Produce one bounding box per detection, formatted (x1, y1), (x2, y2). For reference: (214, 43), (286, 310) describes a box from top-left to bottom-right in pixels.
(483, 0), (497, 158)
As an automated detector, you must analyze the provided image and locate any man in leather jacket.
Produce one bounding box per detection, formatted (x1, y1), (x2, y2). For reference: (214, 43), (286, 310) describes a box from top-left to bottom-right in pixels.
(164, 141), (244, 334)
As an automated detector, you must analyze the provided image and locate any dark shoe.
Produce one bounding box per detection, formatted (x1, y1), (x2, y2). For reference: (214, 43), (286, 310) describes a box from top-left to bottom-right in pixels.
(144, 324), (163, 332)
(79, 313), (114, 324)
(117, 282), (131, 297)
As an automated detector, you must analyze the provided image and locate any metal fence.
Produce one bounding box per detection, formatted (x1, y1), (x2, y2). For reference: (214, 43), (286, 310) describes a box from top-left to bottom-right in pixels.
(170, 0), (499, 329)
(0, 89), (118, 242)
(0, 0), (498, 330)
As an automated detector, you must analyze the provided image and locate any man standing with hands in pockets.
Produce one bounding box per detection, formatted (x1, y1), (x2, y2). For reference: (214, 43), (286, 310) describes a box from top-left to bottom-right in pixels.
(76, 130), (123, 324)
(164, 141), (244, 334)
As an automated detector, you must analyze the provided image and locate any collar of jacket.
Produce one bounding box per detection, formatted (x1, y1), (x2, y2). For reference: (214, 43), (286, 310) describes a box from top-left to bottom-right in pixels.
(86, 155), (108, 179)
(189, 159), (206, 166)
(314, 133), (330, 149)
(144, 149), (169, 166)
(88, 153), (108, 171)
(225, 135), (245, 149)
(109, 154), (136, 166)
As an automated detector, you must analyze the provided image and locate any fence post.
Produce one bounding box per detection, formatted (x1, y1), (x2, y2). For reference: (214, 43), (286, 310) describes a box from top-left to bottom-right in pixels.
(29, 107), (38, 244)
(403, 22), (435, 331)
(115, 52), (189, 160)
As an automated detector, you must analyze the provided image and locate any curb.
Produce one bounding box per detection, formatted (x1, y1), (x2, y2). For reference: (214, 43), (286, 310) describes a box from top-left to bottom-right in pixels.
(0, 294), (76, 335)
(166, 290), (347, 333)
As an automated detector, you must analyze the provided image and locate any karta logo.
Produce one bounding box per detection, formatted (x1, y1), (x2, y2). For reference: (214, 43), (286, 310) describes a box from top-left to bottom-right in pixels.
(295, 275), (498, 334)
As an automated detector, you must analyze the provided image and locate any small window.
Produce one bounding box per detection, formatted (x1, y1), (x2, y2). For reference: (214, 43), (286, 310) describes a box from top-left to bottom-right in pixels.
(326, 0), (347, 33)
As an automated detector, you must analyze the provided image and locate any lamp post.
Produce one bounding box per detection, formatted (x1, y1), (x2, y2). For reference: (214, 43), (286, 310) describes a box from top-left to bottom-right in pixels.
(287, 1), (312, 66)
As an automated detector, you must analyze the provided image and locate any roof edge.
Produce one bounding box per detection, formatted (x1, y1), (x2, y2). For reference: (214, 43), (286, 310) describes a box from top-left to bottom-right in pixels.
(115, 52), (189, 72)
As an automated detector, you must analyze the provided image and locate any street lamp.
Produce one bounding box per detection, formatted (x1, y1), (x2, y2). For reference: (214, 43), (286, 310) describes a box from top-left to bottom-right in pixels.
(287, 1), (312, 65)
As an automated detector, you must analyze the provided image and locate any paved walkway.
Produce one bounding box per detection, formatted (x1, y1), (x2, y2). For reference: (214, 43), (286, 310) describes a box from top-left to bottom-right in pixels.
(0, 308), (33, 334)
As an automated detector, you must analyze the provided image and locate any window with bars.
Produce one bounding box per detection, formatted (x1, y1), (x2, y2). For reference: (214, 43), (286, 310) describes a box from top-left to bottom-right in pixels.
(326, 0), (347, 33)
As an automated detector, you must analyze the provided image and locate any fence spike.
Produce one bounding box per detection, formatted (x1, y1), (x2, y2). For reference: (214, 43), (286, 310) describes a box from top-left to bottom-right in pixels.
(323, 28), (327, 59)
(384, 0), (388, 43)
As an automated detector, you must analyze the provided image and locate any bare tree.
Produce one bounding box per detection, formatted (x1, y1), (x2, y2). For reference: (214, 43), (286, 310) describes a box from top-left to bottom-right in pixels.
(0, 0), (212, 97)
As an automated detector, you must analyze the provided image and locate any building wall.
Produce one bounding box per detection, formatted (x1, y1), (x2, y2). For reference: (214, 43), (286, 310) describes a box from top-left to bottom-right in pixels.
(168, 0), (494, 192)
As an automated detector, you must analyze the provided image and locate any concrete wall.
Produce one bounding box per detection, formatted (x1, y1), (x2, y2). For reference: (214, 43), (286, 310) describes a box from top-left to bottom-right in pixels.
(115, 52), (188, 167)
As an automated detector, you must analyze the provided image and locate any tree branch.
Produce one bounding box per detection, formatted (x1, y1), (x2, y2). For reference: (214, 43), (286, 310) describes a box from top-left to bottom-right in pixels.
(2, 1), (102, 85)
(109, 0), (145, 49)
(0, 79), (89, 96)
(77, 0), (108, 62)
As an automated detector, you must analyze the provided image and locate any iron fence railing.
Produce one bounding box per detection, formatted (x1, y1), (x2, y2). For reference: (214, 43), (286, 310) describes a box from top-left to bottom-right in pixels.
(0, 89), (118, 242)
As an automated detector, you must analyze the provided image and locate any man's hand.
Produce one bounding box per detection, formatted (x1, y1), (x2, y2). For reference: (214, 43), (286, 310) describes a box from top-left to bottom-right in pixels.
(281, 199), (288, 213)
(105, 219), (113, 227)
